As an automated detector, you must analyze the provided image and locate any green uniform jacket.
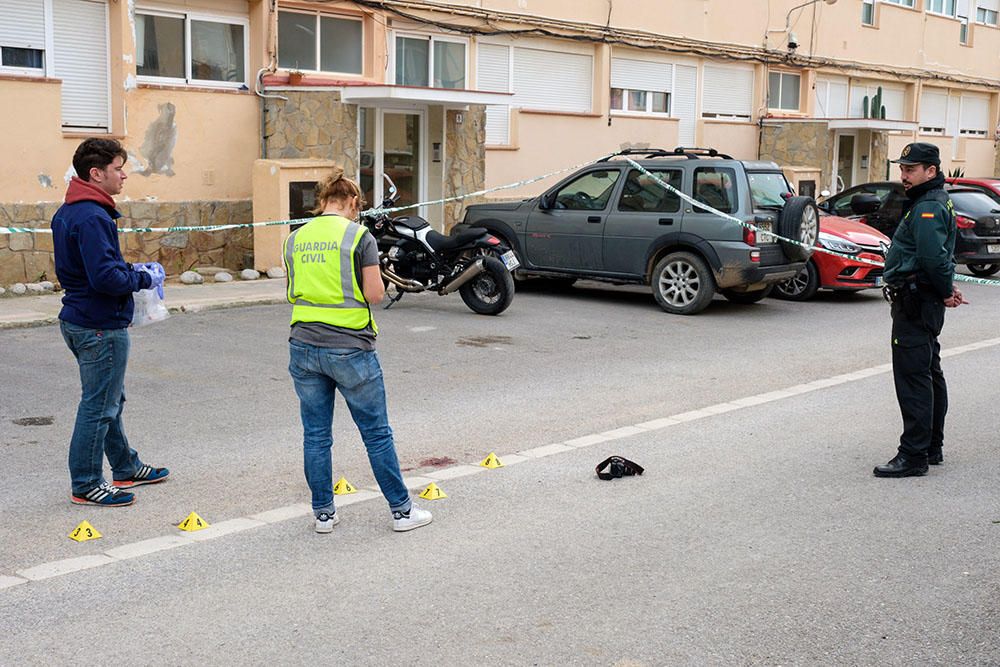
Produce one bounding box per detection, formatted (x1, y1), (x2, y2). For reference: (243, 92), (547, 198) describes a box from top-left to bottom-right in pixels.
(882, 182), (956, 299)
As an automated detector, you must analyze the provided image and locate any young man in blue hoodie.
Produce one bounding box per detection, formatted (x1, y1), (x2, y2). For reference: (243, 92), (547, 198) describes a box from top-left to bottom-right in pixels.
(52, 138), (169, 506)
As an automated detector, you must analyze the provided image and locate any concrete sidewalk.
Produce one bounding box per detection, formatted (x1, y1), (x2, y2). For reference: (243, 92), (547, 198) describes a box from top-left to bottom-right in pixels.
(0, 278), (287, 329)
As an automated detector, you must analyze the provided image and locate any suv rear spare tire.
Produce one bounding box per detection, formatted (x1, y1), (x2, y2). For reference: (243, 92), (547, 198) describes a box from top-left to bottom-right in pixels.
(651, 252), (716, 315)
(777, 196), (819, 262)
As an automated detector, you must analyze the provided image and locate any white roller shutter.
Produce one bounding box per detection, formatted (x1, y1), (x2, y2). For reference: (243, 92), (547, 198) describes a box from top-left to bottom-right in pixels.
(478, 43), (510, 144)
(512, 46), (592, 113)
(610, 57), (672, 92)
(816, 78), (849, 118)
(0, 0), (46, 49)
(53, 0), (109, 130)
(881, 87), (905, 119)
(828, 81), (849, 117)
(920, 89), (949, 130)
(960, 94), (990, 133)
(702, 64), (753, 118)
(849, 84), (904, 119)
(978, 0), (999, 12)
(674, 63), (697, 145)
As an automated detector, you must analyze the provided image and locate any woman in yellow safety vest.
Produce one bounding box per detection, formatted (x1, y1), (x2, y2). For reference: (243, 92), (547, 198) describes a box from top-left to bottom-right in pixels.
(283, 166), (432, 534)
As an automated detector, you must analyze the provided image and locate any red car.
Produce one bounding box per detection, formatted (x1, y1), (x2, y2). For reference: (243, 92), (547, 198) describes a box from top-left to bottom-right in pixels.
(774, 214), (889, 301)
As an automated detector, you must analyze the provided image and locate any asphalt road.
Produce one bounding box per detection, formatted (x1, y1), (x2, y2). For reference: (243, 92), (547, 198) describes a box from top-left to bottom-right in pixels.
(2, 280), (999, 665)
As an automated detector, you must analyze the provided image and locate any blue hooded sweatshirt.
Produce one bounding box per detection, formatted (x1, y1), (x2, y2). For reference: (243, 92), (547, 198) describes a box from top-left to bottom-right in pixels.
(52, 177), (152, 329)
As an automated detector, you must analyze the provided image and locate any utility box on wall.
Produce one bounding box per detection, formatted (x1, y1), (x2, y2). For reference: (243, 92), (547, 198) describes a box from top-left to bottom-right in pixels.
(781, 166), (822, 199)
(252, 159), (337, 272)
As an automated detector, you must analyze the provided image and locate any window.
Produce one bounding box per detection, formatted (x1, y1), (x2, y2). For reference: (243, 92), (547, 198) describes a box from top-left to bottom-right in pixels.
(959, 94), (990, 136)
(136, 9), (247, 86)
(478, 43), (511, 145)
(768, 71), (801, 111)
(702, 64), (753, 121)
(617, 169), (681, 212)
(849, 83), (905, 119)
(278, 11), (362, 74)
(394, 34), (466, 88)
(883, 0), (915, 7)
(552, 170), (621, 211)
(610, 57), (672, 115)
(927, 0), (958, 16)
(748, 172), (793, 208)
(694, 168), (737, 214)
(1, 0), (46, 73)
(926, 0), (955, 16)
(919, 89), (949, 135)
(862, 0), (875, 25)
(512, 46), (592, 113)
(977, 0), (1000, 24)
(814, 78), (849, 118)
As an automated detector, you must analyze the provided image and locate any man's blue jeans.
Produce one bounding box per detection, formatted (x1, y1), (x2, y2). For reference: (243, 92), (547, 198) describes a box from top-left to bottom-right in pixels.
(60, 321), (142, 494)
(288, 340), (411, 517)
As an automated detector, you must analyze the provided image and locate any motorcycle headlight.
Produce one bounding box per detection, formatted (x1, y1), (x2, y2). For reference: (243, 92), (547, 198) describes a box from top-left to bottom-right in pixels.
(818, 231), (860, 255)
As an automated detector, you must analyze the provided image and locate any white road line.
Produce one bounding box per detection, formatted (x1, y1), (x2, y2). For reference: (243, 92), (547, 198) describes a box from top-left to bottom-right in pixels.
(5, 338), (1000, 591)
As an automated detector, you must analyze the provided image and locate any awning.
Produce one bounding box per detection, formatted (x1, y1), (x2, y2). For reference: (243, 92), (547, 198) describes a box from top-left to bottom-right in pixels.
(761, 117), (918, 132)
(338, 84), (512, 107)
(826, 118), (918, 132)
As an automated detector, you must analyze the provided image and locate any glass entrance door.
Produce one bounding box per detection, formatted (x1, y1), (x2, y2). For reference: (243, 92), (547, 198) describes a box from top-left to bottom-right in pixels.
(835, 134), (856, 192)
(359, 108), (424, 214)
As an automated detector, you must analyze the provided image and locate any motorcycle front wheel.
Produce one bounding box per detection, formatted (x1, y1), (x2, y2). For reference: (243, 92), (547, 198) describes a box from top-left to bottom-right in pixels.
(460, 256), (515, 315)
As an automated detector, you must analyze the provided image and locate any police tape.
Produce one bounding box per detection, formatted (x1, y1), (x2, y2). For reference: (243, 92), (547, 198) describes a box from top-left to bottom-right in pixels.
(2, 153), (999, 287)
(622, 158), (1000, 288)
(0, 157), (597, 237)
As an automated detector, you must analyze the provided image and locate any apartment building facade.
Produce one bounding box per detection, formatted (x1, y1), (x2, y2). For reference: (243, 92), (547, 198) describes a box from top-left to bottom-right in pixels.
(2, 0), (998, 283)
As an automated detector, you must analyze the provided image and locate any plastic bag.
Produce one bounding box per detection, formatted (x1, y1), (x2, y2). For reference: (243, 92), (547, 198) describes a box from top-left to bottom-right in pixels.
(131, 265), (169, 327)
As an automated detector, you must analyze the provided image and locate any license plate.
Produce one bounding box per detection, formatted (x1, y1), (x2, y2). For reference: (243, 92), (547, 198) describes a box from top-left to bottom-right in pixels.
(874, 276), (883, 287)
(500, 250), (520, 271)
(988, 244), (1000, 254)
(755, 221), (774, 243)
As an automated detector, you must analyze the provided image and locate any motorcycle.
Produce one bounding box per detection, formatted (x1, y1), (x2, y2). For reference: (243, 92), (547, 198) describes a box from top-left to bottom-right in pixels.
(363, 175), (518, 315)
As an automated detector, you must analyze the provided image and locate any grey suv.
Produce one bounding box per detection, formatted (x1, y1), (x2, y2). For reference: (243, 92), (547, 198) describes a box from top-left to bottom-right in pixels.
(455, 148), (819, 314)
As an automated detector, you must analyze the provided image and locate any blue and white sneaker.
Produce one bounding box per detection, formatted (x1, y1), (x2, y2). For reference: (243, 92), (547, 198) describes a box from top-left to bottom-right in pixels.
(71, 482), (135, 507)
(112, 465), (170, 489)
(315, 511), (340, 534)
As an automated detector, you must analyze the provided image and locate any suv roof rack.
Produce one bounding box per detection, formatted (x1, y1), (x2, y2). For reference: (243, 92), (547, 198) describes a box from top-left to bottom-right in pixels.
(596, 146), (735, 162)
(670, 146), (734, 160)
(596, 148), (674, 162)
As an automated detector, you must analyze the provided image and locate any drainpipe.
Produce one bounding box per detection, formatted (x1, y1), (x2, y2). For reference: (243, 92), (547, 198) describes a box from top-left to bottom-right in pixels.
(256, 0), (286, 159)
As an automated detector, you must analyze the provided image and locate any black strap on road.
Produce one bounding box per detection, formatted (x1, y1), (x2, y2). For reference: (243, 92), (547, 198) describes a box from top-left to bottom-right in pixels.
(595, 456), (644, 480)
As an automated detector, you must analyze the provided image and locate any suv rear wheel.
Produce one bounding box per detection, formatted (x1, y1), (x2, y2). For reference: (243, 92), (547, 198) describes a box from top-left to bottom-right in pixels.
(967, 263), (1000, 277)
(778, 196), (820, 262)
(651, 252), (716, 315)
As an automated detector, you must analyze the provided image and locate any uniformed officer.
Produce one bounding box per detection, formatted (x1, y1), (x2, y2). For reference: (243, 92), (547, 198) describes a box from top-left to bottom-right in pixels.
(283, 167), (433, 533)
(875, 142), (967, 478)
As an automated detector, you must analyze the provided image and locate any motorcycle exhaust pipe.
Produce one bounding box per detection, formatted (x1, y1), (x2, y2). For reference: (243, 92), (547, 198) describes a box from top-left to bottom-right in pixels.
(439, 258), (485, 295)
(381, 265), (425, 292)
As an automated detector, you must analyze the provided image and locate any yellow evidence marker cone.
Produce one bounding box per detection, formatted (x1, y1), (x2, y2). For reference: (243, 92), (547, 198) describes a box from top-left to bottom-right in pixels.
(418, 482), (447, 500)
(178, 512), (209, 532)
(333, 477), (357, 495)
(69, 520), (102, 542)
(479, 452), (504, 468)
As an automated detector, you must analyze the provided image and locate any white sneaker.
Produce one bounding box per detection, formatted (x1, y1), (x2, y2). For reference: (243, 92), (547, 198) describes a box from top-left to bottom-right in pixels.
(392, 505), (433, 532)
(315, 511), (340, 534)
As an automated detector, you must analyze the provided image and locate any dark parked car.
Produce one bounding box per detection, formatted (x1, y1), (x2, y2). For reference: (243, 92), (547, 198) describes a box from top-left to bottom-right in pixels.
(818, 181), (1000, 277)
(454, 147), (818, 315)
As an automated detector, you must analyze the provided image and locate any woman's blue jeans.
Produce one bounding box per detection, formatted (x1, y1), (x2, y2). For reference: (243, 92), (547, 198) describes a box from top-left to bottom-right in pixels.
(60, 321), (142, 494)
(288, 341), (410, 517)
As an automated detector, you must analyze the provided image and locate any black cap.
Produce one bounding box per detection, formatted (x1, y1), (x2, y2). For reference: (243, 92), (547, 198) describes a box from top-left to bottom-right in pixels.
(890, 142), (941, 167)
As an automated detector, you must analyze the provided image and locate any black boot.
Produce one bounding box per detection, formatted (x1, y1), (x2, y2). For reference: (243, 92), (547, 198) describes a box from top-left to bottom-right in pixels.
(928, 448), (943, 465)
(873, 453), (929, 478)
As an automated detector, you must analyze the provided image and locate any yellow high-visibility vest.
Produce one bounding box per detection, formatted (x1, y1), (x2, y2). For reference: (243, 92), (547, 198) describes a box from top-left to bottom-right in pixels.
(282, 215), (377, 333)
